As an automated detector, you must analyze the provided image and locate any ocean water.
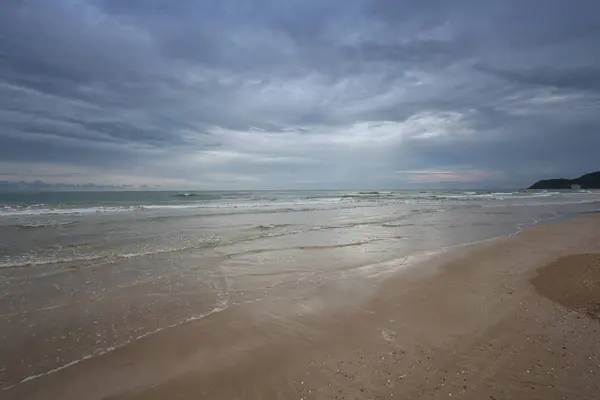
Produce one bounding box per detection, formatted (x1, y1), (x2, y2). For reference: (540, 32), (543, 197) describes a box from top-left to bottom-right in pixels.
(1, 189), (599, 388)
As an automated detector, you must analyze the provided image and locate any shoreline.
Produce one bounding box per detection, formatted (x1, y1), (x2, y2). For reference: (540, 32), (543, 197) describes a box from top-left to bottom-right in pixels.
(0, 212), (555, 390)
(4, 214), (600, 399)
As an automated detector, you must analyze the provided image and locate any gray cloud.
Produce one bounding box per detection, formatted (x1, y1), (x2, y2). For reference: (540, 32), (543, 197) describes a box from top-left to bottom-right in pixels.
(1, 0), (599, 189)
(476, 65), (600, 92)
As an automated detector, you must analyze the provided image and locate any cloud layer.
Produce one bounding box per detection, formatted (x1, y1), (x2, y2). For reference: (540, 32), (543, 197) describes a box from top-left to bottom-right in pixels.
(1, 0), (599, 189)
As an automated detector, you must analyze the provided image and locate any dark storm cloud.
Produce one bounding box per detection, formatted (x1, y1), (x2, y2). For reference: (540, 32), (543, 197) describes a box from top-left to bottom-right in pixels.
(476, 65), (600, 92)
(1, 0), (599, 188)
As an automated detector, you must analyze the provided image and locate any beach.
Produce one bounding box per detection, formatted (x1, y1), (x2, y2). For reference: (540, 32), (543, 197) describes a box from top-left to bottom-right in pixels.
(4, 0), (600, 398)
(1, 191), (599, 399)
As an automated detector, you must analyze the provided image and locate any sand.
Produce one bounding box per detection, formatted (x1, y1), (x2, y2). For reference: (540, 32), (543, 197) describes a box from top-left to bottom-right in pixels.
(3, 215), (600, 399)
(531, 253), (600, 320)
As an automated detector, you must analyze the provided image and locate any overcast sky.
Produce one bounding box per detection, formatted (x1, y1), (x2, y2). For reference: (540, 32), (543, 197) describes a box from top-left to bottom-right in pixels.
(1, 0), (599, 189)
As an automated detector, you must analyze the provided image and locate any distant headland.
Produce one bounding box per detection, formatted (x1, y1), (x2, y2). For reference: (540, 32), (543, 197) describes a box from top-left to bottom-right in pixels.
(529, 171), (600, 189)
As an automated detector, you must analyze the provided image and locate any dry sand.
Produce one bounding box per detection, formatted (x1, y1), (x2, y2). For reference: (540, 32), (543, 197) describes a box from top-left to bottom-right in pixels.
(4, 215), (600, 399)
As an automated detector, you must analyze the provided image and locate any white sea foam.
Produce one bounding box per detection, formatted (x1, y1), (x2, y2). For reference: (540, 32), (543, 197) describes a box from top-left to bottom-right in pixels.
(0, 205), (145, 216)
(0, 235), (224, 269)
(2, 190), (598, 217)
(10, 220), (79, 228)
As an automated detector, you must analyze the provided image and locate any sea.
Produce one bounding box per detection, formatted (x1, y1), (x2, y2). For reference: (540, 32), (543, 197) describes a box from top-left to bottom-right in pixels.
(1, 189), (599, 388)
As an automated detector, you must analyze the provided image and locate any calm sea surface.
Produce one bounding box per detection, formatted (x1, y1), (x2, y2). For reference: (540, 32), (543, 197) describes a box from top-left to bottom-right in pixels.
(1, 189), (599, 388)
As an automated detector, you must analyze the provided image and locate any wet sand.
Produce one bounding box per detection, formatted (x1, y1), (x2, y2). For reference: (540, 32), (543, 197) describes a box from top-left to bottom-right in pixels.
(4, 215), (600, 399)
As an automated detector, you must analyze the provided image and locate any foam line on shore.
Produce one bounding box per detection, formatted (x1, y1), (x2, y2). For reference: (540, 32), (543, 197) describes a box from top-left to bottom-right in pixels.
(2, 305), (227, 392)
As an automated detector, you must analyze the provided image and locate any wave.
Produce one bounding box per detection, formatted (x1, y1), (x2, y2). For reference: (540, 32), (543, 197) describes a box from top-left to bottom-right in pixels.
(428, 191), (565, 201)
(2, 190), (598, 217)
(4, 303), (228, 391)
(341, 191), (395, 199)
(0, 201), (374, 217)
(253, 223), (296, 230)
(0, 253), (109, 269)
(2, 219), (367, 268)
(480, 199), (600, 208)
(10, 220), (79, 229)
(0, 236), (223, 269)
(2, 214), (424, 269)
(297, 240), (380, 250)
(0, 205), (150, 217)
(173, 193), (222, 200)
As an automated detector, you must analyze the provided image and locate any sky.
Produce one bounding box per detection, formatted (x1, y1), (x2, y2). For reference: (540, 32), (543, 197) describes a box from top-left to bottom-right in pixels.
(1, 0), (600, 190)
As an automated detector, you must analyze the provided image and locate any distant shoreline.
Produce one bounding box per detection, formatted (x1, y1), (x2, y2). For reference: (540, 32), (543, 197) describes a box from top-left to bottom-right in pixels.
(529, 171), (600, 189)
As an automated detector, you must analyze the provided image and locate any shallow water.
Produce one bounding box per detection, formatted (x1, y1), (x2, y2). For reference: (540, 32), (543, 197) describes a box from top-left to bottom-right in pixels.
(1, 189), (599, 388)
